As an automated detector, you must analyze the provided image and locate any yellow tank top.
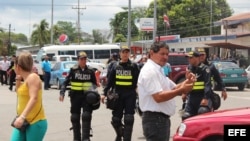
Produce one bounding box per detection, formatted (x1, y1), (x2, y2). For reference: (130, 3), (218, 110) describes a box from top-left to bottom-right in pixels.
(17, 82), (46, 124)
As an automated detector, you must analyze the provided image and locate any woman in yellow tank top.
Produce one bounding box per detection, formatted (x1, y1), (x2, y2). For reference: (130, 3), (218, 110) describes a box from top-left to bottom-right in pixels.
(10, 51), (47, 141)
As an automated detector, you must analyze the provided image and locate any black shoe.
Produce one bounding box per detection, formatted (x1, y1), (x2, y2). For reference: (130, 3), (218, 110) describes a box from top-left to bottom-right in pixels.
(9, 87), (12, 91)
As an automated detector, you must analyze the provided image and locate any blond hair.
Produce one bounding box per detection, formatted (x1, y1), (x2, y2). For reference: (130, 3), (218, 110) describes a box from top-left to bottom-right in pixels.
(16, 52), (33, 72)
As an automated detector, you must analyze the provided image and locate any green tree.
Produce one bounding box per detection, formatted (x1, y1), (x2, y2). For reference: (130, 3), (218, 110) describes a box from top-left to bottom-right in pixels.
(31, 19), (50, 47)
(145, 0), (232, 38)
(109, 7), (140, 42)
(52, 24), (63, 44)
(92, 29), (109, 44)
(56, 21), (78, 44)
(113, 34), (126, 43)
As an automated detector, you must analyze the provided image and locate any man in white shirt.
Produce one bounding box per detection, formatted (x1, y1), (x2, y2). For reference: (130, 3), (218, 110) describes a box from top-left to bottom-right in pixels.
(0, 56), (10, 85)
(137, 41), (195, 141)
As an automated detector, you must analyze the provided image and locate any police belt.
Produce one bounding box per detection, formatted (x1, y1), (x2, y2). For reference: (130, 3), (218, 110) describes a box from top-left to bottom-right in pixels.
(143, 111), (170, 118)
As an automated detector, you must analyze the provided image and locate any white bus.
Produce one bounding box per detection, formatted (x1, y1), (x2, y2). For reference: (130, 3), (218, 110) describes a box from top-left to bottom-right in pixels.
(35, 44), (120, 78)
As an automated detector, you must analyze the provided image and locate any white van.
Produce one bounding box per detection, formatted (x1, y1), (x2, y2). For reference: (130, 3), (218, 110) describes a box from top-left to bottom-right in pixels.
(51, 55), (77, 62)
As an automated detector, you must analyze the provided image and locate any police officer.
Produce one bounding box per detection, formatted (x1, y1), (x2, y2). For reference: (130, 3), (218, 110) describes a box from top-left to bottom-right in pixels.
(101, 46), (140, 141)
(7, 55), (16, 91)
(197, 48), (227, 101)
(59, 51), (100, 141)
(182, 51), (213, 121)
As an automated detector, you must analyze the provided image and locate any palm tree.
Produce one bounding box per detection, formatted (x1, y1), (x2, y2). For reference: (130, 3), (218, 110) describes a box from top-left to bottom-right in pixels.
(31, 19), (50, 47)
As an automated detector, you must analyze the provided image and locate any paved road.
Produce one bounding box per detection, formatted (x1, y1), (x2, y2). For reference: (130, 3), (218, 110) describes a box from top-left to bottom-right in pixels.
(1, 84), (250, 141)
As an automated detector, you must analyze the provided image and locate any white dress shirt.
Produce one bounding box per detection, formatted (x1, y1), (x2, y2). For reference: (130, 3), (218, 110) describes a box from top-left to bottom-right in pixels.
(0, 60), (10, 71)
(137, 59), (176, 116)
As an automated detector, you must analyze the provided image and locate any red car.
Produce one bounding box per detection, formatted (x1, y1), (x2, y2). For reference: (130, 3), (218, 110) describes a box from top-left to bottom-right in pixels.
(173, 107), (250, 141)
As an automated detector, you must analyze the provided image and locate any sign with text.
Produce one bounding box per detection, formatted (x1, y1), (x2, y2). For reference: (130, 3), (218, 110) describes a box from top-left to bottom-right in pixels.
(139, 18), (154, 31)
(224, 125), (250, 141)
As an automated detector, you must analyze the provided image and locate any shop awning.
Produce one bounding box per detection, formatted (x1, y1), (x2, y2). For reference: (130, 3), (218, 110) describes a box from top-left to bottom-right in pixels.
(205, 42), (250, 49)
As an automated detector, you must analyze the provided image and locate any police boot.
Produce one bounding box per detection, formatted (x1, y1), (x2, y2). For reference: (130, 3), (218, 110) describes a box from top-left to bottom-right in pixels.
(123, 115), (134, 141)
(82, 111), (92, 141)
(71, 114), (81, 141)
(111, 116), (124, 141)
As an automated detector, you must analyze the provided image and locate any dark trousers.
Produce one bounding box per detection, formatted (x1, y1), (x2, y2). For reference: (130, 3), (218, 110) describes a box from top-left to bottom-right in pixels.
(9, 70), (16, 90)
(112, 89), (137, 141)
(0, 70), (8, 84)
(112, 89), (137, 118)
(43, 72), (51, 89)
(183, 94), (212, 120)
(142, 112), (171, 141)
(70, 92), (93, 141)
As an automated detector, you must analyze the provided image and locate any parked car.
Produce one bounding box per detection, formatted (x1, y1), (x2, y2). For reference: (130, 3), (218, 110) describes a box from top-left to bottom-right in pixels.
(245, 65), (250, 88)
(168, 52), (189, 83)
(87, 59), (106, 72)
(173, 107), (250, 141)
(212, 61), (248, 91)
(50, 61), (77, 89)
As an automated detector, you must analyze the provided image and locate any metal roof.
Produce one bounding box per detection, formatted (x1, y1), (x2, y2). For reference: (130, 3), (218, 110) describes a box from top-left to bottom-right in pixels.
(205, 42), (250, 49)
(214, 12), (250, 26)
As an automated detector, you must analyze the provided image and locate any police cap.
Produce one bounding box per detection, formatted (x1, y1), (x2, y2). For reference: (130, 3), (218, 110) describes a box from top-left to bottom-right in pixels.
(186, 51), (200, 58)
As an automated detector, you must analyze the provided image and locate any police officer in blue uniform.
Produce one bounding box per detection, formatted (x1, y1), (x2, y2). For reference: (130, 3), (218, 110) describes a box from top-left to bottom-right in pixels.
(197, 48), (227, 101)
(101, 46), (140, 141)
(59, 52), (100, 141)
(182, 51), (213, 121)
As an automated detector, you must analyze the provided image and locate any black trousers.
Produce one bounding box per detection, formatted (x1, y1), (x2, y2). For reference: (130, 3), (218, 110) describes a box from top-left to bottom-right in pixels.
(9, 70), (16, 90)
(112, 89), (137, 118)
(0, 70), (8, 84)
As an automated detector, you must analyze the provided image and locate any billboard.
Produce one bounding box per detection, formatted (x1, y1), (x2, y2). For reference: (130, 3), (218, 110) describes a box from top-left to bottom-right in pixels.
(139, 18), (154, 31)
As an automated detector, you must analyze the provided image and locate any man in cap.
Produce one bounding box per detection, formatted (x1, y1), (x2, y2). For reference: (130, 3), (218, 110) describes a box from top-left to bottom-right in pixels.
(197, 48), (227, 101)
(59, 51), (100, 141)
(182, 50), (213, 120)
(101, 46), (140, 141)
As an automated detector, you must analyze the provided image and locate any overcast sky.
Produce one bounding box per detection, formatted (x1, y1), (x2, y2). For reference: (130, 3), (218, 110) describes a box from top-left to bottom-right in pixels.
(0, 0), (249, 38)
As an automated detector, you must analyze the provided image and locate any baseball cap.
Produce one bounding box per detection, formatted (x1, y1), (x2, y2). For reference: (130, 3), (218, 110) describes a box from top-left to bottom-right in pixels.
(186, 51), (200, 57)
(197, 48), (206, 55)
(121, 46), (130, 52)
(78, 51), (87, 58)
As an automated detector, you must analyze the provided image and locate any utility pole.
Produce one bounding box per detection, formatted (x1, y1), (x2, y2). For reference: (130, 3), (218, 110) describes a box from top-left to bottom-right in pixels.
(153, 0), (157, 41)
(8, 24), (14, 56)
(127, 0), (131, 48)
(72, 0), (86, 45)
(210, 0), (213, 35)
(51, 0), (54, 44)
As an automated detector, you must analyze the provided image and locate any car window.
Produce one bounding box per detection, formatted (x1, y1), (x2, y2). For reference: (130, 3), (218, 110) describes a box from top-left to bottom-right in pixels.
(215, 62), (240, 69)
(64, 62), (76, 69)
(60, 57), (71, 61)
(72, 56), (77, 61)
(53, 63), (60, 70)
(168, 55), (188, 65)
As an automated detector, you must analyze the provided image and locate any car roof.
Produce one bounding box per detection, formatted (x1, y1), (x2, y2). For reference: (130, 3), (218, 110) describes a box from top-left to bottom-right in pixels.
(169, 52), (186, 56)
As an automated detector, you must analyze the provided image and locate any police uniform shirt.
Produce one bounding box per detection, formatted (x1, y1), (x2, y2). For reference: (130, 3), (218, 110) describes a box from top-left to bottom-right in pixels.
(137, 59), (176, 116)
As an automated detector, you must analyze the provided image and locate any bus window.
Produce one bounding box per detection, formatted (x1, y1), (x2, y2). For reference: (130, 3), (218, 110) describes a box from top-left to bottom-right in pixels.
(94, 50), (110, 59)
(58, 50), (75, 55)
(111, 49), (120, 54)
(76, 50), (93, 59)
